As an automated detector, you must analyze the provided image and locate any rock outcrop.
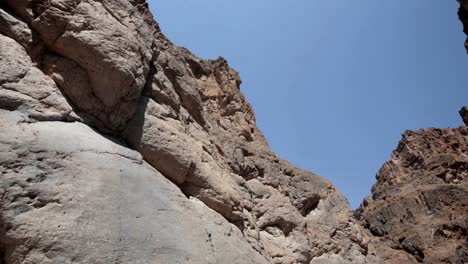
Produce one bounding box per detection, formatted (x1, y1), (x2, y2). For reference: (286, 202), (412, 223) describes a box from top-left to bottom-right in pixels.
(0, 1), (382, 263)
(1, 0), (466, 263)
(0, 110), (269, 264)
(356, 110), (468, 264)
(353, 4), (468, 262)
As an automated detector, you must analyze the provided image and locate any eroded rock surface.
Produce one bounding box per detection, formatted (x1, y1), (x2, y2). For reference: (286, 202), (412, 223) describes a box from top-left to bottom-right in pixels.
(123, 35), (385, 263)
(0, 1), (383, 263)
(0, 110), (268, 264)
(357, 111), (468, 264)
(1, 0), (466, 263)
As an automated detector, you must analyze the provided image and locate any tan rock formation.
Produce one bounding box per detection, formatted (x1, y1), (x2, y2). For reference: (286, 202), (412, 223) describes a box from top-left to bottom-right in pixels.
(1, 0), (466, 263)
(0, 1), (382, 263)
(0, 109), (269, 264)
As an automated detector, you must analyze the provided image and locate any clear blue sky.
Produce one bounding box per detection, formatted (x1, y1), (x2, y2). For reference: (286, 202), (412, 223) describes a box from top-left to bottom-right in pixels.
(148, 0), (468, 208)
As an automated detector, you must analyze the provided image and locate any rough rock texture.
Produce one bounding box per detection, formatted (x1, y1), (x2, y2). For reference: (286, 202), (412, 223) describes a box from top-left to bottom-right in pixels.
(2, 0), (158, 132)
(124, 34), (383, 263)
(0, 1), (387, 263)
(0, 110), (269, 264)
(1, 0), (466, 263)
(356, 111), (468, 264)
(0, 1), (385, 263)
(0, 31), (75, 122)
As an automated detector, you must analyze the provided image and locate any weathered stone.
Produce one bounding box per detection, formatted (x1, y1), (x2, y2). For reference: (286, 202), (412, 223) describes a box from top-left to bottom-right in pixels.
(357, 123), (468, 264)
(0, 110), (269, 264)
(1, 0), (466, 263)
(26, 0), (158, 131)
(0, 33), (75, 121)
(0, 8), (33, 51)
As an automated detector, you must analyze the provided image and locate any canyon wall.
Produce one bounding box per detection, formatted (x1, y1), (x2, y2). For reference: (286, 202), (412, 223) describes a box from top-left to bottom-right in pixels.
(356, 117), (468, 263)
(0, 1), (466, 263)
(0, 1), (382, 263)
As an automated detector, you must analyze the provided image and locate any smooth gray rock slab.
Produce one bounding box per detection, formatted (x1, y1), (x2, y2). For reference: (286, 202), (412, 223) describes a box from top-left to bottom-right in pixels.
(0, 110), (268, 264)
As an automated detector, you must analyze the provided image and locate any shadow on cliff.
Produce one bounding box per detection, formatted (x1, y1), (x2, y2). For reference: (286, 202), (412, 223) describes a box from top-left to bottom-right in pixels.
(0, 203), (7, 264)
(120, 55), (155, 150)
(121, 96), (149, 151)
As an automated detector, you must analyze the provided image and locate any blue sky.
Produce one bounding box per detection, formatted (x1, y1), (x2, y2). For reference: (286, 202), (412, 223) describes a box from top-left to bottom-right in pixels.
(148, 0), (468, 208)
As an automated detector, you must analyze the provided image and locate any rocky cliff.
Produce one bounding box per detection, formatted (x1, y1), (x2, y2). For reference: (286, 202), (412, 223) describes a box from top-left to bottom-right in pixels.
(356, 6), (468, 261)
(356, 115), (468, 263)
(0, 1), (381, 263)
(0, 1), (466, 264)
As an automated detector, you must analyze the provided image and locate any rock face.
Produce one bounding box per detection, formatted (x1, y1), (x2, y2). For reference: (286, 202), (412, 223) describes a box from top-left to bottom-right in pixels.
(0, 1), (381, 263)
(0, 0), (466, 263)
(0, 110), (269, 264)
(356, 112), (468, 263)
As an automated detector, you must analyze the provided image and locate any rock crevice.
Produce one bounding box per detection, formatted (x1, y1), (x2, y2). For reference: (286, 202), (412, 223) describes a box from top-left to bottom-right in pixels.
(0, 1), (467, 264)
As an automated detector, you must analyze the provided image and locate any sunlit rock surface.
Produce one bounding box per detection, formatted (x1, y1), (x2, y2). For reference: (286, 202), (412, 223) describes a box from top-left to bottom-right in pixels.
(0, 1), (466, 263)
